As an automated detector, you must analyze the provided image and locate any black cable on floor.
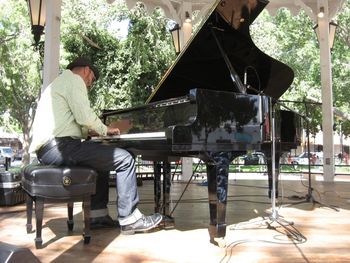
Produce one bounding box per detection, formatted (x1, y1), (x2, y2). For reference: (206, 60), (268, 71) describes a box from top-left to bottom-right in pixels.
(169, 160), (202, 217)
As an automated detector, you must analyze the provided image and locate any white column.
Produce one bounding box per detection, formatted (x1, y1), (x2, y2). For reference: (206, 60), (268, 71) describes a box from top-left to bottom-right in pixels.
(42, 0), (61, 91)
(318, 1), (335, 181)
(181, 20), (192, 49)
(180, 3), (193, 181)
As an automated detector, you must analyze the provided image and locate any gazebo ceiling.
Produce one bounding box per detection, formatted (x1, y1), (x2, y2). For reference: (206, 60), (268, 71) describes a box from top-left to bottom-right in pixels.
(267, 0), (345, 18)
(121, 0), (345, 24)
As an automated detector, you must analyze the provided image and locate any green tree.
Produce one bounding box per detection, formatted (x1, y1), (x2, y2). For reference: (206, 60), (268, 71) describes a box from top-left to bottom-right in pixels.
(60, 0), (129, 109)
(120, 4), (174, 106)
(332, 0), (350, 136)
(61, 2), (174, 110)
(0, 0), (41, 164)
(252, 2), (350, 137)
(252, 9), (322, 136)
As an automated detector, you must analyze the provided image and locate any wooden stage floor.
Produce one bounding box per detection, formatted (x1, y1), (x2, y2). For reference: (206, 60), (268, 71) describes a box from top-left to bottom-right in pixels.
(1, 173), (350, 263)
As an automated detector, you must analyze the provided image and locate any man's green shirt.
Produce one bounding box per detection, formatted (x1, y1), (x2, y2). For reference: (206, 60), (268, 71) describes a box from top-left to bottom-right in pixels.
(30, 70), (107, 153)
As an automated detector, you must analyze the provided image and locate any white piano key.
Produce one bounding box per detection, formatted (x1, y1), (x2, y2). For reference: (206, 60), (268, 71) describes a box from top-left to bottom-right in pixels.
(91, 131), (166, 141)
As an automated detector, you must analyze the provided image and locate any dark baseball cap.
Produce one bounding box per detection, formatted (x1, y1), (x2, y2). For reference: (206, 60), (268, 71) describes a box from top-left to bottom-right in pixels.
(66, 57), (100, 80)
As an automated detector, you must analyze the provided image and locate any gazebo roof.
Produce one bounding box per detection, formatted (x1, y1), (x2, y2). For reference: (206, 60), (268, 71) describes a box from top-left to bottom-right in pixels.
(123, 0), (345, 24)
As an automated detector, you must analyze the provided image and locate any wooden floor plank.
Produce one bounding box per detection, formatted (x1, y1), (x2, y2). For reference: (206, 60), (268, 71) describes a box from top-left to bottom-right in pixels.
(1, 174), (350, 262)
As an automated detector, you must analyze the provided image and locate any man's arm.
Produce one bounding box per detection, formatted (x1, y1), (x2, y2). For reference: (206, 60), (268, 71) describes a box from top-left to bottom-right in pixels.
(88, 127), (120, 137)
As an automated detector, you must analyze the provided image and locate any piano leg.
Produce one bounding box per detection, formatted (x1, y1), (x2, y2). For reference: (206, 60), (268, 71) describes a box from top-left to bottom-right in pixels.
(206, 151), (234, 247)
(162, 162), (171, 215)
(153, 161), (162, 212)
(264, 150), (281, 198)
(153, 161), (174, 228)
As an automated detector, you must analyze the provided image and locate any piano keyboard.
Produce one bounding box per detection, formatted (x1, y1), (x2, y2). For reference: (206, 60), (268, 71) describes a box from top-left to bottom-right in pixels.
(91, 132), (166, 141)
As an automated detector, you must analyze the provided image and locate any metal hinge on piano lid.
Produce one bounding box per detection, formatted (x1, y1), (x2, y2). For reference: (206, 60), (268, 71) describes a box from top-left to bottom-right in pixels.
(154, 95), (191, 108)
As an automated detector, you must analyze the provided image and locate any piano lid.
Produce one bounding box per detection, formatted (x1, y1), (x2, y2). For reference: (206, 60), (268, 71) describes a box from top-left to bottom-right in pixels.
(147, 0), (294, 103)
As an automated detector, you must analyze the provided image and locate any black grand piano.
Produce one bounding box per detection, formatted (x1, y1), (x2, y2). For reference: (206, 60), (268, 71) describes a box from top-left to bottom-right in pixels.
(93, 0), (302, 245)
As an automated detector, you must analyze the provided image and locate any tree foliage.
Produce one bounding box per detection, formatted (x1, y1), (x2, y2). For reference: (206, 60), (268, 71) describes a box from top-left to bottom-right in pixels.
(252, 1), (350, 137)
(0, 0), (41, 164)
(121, 4), (174, 106)
(61, 1), (175, 110)
(332, 0), (350, 136)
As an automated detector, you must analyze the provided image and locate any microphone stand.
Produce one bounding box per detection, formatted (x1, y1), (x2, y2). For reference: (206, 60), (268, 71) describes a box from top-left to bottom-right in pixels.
(280, 100), (339, 211)
(230, 97), (306, 242)
(265, 99), (301, 234)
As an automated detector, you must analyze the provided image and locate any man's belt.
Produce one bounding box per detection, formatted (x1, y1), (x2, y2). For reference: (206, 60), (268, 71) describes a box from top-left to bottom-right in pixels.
(36, 137), (74, 158)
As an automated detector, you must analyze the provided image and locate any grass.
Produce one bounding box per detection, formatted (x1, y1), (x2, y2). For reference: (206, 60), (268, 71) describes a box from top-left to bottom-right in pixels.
(192, 163), (350, 176)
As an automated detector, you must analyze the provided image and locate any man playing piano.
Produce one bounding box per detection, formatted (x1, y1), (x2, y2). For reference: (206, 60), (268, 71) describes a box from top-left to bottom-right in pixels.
(29, 57), (162, 234)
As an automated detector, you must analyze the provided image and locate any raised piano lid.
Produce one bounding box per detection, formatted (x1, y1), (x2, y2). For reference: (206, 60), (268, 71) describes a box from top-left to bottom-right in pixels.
(146, 0), (294, 103)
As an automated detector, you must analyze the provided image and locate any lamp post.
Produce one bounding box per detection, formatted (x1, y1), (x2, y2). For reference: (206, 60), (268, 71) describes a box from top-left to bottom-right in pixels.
(27, 0), (46, 49)
(185, 11), (192, 23)
(170, 23), (181, 55)
(313, 21), (338, 50)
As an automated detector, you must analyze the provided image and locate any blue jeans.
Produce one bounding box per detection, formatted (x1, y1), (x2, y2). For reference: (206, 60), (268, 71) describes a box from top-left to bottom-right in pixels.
(37, 137), (139, 218)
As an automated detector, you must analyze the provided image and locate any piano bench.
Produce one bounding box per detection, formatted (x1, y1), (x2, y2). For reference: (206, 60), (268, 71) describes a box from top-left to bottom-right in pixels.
(21, 165), (97, 249)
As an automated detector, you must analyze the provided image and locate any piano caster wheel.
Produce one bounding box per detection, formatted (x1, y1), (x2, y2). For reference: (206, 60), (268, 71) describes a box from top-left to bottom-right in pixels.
(26, 224), (32, 233)
(35, 237), (43, 249)
(161, 215), (175, 229)
(67, 220), (74, 231)
(213, 237), (226, 248)
(84, 235), (91, 244)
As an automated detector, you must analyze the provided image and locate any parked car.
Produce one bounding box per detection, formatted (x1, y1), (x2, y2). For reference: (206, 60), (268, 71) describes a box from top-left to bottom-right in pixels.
(0, 154), (5, 166)
(291, 152), (323, 165)
(242, 152), (265, 165)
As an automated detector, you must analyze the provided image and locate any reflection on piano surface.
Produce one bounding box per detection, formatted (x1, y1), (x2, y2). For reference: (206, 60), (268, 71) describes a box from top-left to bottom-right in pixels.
(92, 0), (302, 246)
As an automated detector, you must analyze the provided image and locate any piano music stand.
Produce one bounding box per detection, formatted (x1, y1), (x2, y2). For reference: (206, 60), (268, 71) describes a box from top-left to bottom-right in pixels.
(230, 98), (306, 242)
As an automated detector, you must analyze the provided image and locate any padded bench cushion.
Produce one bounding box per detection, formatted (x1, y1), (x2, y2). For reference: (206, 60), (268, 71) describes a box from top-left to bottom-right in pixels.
(22, 165), (97, 199)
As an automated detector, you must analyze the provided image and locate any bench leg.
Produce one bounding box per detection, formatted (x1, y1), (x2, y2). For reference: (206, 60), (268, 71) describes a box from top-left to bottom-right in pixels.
(26, 194), (33, 233)
(34, 198), (44, 249)
(82, 196), (91, 244)
(67, 202), (74, 231)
